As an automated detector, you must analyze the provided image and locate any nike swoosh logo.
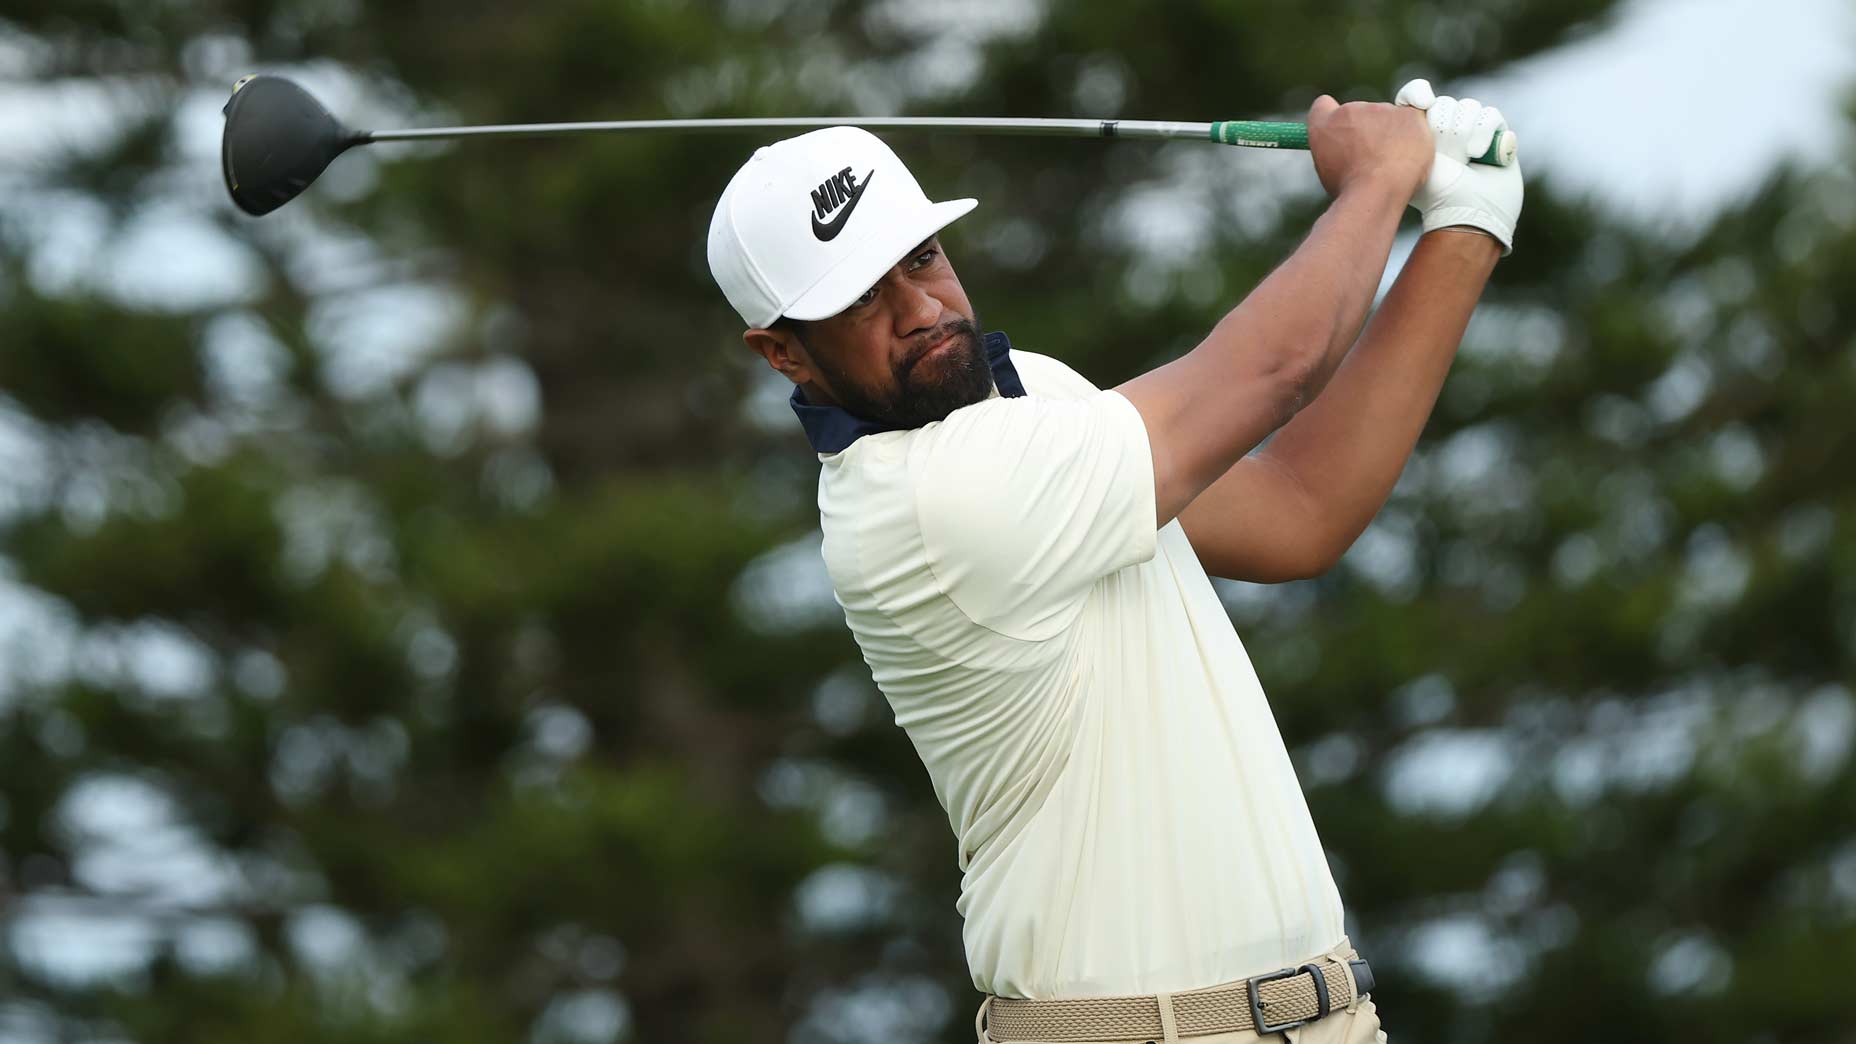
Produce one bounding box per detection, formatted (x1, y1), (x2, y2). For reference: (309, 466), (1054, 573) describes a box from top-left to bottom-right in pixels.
(811, 169), (875, 241)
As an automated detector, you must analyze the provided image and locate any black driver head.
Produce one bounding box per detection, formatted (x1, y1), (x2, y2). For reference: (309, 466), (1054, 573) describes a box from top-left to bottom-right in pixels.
(221, 74), (363, 216)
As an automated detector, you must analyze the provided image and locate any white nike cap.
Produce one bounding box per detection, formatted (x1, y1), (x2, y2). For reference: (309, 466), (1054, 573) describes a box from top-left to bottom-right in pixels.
(707, 127), (978, 329)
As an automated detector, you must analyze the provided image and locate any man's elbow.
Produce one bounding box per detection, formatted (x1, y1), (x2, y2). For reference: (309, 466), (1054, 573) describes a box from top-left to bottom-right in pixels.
(1211, 538), (1345, 585)
(1296, 540), (1348, 581)
(1265, 343), (1331, 427)
(1268, 541), (1346, 583)
(1294, 518), (1364, 580)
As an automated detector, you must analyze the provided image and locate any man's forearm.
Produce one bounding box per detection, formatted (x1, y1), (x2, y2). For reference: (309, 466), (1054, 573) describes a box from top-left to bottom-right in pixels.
(1198, 178), (1413, 408)
(1119, 178), (1414, 523)
(1258, 230), (1500, 557)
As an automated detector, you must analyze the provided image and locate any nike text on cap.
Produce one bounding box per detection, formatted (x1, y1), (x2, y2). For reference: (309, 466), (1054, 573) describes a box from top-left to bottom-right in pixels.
(707, 126), (978, 329)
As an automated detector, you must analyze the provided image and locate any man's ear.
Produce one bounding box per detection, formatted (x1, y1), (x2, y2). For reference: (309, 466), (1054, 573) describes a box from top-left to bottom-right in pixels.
(743, 326), (816, 386)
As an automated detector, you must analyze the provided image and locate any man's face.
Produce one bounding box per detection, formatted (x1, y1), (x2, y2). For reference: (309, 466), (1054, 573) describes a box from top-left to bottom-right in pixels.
(748, 236), (993, 429)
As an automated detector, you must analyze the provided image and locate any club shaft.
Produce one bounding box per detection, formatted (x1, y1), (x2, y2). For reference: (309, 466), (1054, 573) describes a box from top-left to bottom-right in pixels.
(363, 116), (1222, 144)
(362, 116), (1512, 166)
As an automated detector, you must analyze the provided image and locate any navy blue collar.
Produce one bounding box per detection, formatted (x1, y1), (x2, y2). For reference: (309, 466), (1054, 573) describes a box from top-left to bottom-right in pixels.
(791, 330), (1027, 454)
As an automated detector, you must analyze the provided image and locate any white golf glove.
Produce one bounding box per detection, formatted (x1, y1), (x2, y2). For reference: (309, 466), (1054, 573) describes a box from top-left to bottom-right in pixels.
(1395, 78), (1523, 255)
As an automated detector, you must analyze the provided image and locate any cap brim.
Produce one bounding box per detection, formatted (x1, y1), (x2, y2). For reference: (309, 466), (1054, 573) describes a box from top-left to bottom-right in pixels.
(781, 198), (978, 322)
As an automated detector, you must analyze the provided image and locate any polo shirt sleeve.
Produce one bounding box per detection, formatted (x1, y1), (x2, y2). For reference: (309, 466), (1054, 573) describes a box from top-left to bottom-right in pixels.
(911, 390), (1158, 643)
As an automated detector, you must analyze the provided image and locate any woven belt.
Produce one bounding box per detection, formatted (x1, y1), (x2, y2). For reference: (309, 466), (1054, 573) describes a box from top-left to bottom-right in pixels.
(984, 958), (1374, 1042)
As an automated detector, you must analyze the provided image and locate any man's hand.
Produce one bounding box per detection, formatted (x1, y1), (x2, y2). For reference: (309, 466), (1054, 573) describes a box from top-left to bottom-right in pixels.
(1306, 95), (1435, 202)
(1395, 79), (1525, 254)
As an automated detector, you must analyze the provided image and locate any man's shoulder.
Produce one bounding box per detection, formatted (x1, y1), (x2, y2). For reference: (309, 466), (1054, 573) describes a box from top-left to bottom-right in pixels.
(1007, 347), (1101, 400)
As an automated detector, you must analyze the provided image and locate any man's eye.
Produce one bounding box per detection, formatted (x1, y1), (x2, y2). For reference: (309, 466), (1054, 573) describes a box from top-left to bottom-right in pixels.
(910, 248), (940, 269)
(854, 287), (878, 307)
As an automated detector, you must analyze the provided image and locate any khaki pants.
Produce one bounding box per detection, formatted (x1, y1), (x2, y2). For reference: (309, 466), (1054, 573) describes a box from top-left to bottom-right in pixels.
(974, 940), (1387, 1044)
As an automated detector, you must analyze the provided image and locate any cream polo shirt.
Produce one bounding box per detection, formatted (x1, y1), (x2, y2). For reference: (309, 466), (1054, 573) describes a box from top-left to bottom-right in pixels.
(798, 333), (1345, 1000)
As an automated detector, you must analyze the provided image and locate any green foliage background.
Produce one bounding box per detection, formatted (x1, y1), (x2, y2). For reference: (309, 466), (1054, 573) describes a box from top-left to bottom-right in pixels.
(1, 2), (1853, 1042)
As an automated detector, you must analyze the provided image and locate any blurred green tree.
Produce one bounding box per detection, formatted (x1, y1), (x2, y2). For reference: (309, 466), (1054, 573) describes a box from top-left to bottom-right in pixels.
(1, 2), (1852, 1043)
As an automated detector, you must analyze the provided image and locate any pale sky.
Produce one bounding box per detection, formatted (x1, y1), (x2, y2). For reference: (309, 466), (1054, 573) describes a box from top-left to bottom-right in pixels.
(1475, 0), (1854, 224)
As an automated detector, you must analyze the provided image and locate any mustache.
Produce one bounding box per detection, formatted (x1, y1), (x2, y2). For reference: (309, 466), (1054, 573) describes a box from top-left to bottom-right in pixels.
(899, 318), (979, 377)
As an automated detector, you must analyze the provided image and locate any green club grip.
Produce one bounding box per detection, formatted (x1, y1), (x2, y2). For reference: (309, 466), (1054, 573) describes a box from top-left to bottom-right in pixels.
(1208, 120), (1515, 166)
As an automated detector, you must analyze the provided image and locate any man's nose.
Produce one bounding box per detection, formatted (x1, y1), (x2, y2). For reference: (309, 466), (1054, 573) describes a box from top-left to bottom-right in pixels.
(891, 276), (941, 335)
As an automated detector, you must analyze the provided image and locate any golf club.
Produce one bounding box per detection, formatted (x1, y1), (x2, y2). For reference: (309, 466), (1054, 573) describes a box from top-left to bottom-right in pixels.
(220, 74), (1518, 216)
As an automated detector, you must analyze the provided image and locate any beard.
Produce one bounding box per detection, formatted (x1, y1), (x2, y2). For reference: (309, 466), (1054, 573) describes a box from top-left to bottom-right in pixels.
(816, 314), (994, 429)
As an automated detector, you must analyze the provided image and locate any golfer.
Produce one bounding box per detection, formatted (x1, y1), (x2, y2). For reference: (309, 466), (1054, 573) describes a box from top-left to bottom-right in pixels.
(708, 78), (1521, 1044)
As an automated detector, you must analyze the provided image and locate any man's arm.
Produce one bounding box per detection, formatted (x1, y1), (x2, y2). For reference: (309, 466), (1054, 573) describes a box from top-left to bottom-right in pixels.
(1179, 230), (1500, 582)
(1115, 96), (1435, 527)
